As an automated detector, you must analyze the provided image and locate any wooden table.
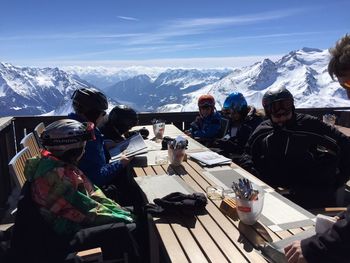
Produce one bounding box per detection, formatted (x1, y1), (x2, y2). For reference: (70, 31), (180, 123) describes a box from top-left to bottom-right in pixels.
(132, 124), (314, 263)
(336, 125), (350, 137)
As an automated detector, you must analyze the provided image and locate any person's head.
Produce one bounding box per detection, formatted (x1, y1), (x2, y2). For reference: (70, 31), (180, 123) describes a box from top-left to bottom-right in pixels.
(108, 105), (138, 135)
(41, 119), (95, 164)
(198, 94), (215, 118)
(262, 86), (294, 126)
(328, 34), (350, 99)
(71, 88), (108, 125)
(222, 92), (248, 122)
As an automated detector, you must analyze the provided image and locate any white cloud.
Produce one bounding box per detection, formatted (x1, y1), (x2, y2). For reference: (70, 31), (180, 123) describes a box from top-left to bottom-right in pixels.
(172, 9), (304, 29)
(117, 16), (139, 21)
(16, 54), (283, 68)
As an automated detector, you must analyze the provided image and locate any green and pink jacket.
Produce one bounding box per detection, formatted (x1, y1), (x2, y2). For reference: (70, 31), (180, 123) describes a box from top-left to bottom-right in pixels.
(24, 150), (134, 237)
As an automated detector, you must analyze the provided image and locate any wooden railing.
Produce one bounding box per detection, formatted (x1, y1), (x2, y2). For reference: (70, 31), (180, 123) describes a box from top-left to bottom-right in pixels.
(1, 107), (350, 214)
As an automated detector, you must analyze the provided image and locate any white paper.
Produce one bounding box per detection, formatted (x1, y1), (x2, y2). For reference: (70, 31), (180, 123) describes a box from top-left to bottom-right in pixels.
(109, 133), (148, 160)
(135, 174), (193, 203)
(187, 151), (231, 166)
(262, 192), (310, 225)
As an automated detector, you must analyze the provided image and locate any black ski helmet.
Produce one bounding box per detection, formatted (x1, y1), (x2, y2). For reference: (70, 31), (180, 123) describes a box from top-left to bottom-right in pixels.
(71, 88), (108, 114)
(108, 105), (138, 134)
(262, 86), (294, 117)
(41, 119), (95, 157)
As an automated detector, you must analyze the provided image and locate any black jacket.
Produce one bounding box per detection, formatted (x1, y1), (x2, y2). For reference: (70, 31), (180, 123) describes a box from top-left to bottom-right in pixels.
(301, 207), (350, 263)
(239, 113), (350, 208)
(216, 107), (264, 160)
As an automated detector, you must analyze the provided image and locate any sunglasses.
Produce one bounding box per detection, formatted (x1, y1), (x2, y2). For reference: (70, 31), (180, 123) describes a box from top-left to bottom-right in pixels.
(271, 109), (292, 118)
(341, 80), (350, 89)
(222, 109), (230, 115)
(200, 105), (211, 110)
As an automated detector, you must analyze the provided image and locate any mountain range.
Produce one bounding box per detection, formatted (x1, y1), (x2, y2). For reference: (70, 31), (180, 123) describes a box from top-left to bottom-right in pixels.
(1, 47), (349, 117)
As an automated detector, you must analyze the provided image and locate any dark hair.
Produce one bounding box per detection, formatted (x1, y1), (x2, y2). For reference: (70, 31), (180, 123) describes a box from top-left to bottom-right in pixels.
(108, 105), (138, 135)
(328, 34), (350, 79)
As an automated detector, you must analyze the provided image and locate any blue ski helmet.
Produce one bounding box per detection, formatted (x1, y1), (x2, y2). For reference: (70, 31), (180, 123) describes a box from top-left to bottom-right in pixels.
(222, 92), (248, 113)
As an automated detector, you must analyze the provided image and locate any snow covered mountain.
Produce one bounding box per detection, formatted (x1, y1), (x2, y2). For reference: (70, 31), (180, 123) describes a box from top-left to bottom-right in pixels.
(0, 62), (94, 116)
(64, 66), (164, 90)
(1, 47), (349, 117)
(105, 68), (232, 111)
(180, 48), (350, 112)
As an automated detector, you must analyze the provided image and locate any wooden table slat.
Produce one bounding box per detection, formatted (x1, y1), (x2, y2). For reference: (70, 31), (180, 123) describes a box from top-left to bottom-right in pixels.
(171, 222), (209, 262)
(155, 222), (189, 262)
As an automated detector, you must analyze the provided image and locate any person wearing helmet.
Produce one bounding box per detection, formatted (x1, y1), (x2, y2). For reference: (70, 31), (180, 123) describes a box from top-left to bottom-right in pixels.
(186, 94), (221, 143)
(240, 86), (350, 209)
(221, 92), (247, 119)
(12, 119), (138, 262)
(69, 88), (131, 186)
(284, 34), (350, 263)
(69, 88), (146, 213)
(215, 92), (264, 162)
(100, 104), (139, 143)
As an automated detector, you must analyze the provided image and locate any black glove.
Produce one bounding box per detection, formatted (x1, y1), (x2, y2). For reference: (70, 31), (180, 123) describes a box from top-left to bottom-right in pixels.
(153, 192), (207, 216)
(143, 203), (165, 216)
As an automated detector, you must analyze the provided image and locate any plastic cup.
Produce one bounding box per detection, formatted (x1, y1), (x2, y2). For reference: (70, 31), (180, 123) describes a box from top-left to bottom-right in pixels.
(323, 114), (336, 126)
(168, 147), (185, 166)
(235, 185), (264, 225)
(206, 185), (224, 200)
(153, 122), (165, 140)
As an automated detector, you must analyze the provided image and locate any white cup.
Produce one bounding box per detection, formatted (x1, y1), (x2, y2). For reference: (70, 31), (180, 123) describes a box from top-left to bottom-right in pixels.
(235, 185), (264, 225)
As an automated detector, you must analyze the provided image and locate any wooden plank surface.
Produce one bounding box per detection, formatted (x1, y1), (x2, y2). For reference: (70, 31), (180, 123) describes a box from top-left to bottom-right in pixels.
(140, 161), (267, 262)
(133, 124), (312, 263)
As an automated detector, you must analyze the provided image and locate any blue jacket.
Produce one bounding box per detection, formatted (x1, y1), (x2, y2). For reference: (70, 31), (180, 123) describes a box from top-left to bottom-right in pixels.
(68, 113), (124, 187)
(190, 111), (221, 139)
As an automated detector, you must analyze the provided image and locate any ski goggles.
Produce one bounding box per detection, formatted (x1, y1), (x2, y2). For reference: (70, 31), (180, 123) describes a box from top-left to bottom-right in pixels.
(199, 104), (212, 110)
(270, 100), (293, 118)
(221, 108), (231, 117)
(271, 109), (292, 118)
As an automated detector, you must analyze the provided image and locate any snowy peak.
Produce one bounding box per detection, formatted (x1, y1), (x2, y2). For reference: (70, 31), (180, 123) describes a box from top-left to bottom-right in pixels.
(64, 66), (165, 89)
(0, 63), (91, 116)
(179, 47), (349, 112)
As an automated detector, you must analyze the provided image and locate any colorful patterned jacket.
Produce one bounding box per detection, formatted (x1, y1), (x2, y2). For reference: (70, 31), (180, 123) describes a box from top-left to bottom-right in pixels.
(24, 151), (134, 237)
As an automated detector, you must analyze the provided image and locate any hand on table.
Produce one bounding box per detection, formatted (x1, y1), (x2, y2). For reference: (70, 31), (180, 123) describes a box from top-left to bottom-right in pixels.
(184, 130), (192, 137)
(284, 241), (308, 263)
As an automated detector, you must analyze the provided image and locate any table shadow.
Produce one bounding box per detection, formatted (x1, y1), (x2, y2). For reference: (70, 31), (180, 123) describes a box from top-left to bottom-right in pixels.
(238, 221), (273, 252)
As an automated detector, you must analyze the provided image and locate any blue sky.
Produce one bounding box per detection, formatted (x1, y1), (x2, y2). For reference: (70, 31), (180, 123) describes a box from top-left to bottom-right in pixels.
(0, 0), (349, 68)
